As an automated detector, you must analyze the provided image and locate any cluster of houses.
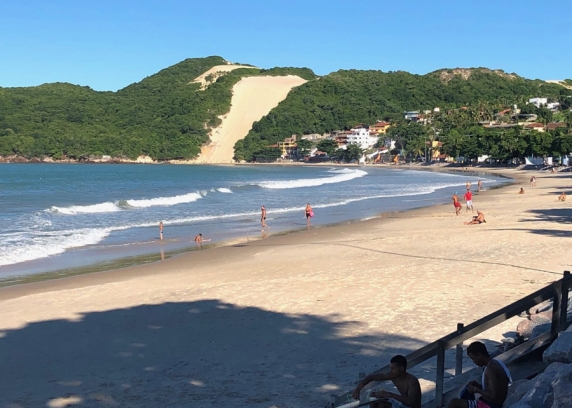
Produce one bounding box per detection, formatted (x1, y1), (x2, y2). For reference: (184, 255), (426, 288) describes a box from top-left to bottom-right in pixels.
(482, 99), (567, 132)
(272, 97), (569, 162)
(274, 121), (395, 162)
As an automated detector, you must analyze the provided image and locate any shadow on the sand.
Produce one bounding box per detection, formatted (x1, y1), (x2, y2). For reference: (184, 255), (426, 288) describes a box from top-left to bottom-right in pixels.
(0, 299), (453, 407)
(491, 227), (572, 238)
(521, 208), (572, 225)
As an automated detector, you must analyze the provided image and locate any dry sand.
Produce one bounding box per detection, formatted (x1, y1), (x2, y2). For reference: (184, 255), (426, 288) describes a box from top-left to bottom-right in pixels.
(196, 75), (307, 163)
(191, 64), (258, 88)
(1, 169), (571, 407)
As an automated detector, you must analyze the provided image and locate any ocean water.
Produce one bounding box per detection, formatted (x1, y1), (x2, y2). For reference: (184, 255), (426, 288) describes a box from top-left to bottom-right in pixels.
(0, 164), (507, 281)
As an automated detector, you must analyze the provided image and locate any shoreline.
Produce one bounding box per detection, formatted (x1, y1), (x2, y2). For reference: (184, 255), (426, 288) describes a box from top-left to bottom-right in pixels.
(1, 168), (570, 407)
(0, 166), (512, 290)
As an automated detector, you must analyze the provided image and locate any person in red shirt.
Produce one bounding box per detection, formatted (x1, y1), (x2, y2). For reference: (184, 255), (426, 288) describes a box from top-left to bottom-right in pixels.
(464, 190), (473, 213)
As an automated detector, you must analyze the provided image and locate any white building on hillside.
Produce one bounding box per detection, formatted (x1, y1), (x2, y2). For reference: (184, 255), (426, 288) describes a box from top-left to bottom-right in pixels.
(347, 127), (379, 150)
(529, 97), (548, 108)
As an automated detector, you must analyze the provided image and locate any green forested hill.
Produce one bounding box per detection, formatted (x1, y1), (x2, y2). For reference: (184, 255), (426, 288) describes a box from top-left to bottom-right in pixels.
(0, 59), (567, 162)
(0, 56), (316, 160)
(234, 68), (566, 161)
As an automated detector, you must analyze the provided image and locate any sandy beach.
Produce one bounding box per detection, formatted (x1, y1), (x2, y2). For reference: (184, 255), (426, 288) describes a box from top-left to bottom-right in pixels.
(1, 168), (571, 407)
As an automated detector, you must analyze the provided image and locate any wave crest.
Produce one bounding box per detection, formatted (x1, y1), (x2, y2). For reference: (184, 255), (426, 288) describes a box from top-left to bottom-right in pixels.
(257, 168), (367, 189)
(50, 202), (120, 215)
(126, 192), (203, 208)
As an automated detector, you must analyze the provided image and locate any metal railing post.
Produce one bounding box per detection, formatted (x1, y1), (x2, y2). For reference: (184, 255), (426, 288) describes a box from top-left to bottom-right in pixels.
(560, 271), (570, 328)
(455, 323), (464, 376)
(435, 340), (445, 408)
(551, 277), (564, 338)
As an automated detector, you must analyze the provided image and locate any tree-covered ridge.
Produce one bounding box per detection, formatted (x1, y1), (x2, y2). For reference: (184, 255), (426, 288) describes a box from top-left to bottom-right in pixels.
(0, 56), (316, 160)
(234, 69), (566, 161)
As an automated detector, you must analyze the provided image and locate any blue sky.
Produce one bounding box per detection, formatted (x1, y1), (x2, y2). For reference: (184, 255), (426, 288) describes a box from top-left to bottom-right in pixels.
(1, 0), (570, 91)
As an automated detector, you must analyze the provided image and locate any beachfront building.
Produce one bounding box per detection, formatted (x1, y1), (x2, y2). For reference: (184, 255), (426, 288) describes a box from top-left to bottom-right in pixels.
(277, 135), (297, 157)
(347, 127), (378, 150)
(369, 121), (391, 134)
(334, 132), (349, 148)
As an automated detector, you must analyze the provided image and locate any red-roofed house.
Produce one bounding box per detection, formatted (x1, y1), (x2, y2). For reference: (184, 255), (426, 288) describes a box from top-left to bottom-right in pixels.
(546, 122), (567, 131)
(525, 123), (546, 132)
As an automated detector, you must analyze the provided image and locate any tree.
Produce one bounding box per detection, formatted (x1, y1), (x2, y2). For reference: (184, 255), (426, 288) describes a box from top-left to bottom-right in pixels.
(386, 122), (428, 154)
(339, 144), (363, 162)
(316, 139), (339, 156)
(442, 129), (463, 159)
(296, 138), (313, 157)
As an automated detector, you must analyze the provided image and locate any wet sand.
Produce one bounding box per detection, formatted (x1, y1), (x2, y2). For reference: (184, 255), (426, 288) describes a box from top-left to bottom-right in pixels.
(1, 168), (571, 407)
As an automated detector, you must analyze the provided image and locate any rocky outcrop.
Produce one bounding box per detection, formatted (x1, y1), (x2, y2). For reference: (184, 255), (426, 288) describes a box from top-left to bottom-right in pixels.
(0, 155), (159, 164)
(515, 294), (572, 340)
(503, 325), (572, 407)
(544, 325), (572, 364)
(505, 362), (572, 408)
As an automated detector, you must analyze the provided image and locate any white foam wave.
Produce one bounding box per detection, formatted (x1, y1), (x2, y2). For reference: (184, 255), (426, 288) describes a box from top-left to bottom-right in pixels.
(258, 168), (367, 189)
(127, 192), (203, 208)
(0, 228), (111, 267)
(48, 192), (204, 215)
(51, 202), (121, 215)
(217, 188), (232, 193)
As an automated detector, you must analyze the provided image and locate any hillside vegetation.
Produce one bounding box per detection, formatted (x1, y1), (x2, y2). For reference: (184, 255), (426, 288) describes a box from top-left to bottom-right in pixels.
(1, 59), (568, 162)
(0, 57), (315, 160)
(234, 69), (566, 161)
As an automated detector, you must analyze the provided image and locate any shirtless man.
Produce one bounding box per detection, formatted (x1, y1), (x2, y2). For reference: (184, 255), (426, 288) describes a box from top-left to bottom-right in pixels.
(452, 192), (462, 216)
(448, 342), (512, 408)
(557, 192), (566, 202)
(159, 221), (164, 240)
(464, 210), (486, 225)
(466, 180), (472, 191)
(261, 205), (269, 229)
(352, 355), (421, 408)
(477, 180), (483, 192)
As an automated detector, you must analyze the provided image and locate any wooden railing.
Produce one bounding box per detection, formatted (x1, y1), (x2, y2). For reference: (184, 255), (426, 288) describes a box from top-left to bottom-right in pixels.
(330, 271), (572, 408)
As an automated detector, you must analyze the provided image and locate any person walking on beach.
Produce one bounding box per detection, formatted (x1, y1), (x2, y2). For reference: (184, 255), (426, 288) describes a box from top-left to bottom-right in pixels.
(159, 221), (164, 240)
(447, 342), (512, 408)
(452, 192), (462, 216)
(261, 205), (269, 230)
(305, 203), (313, 229)
(352, 355), (421, 408)
(464, 190), (473, 213)
(466, 180), (472, 191)
(477, 180), (483, 192)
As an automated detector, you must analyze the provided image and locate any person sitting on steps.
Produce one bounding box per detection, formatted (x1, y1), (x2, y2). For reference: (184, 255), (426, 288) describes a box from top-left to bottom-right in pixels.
(352, 355), (421, 408)
(447, 342), (512, 408)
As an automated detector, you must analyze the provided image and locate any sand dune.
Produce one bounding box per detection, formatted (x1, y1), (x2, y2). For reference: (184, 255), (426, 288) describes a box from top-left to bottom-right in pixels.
(191, 64), (258, 88)
(196, 75), (307, 163)
(546, 80), (572, 90)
